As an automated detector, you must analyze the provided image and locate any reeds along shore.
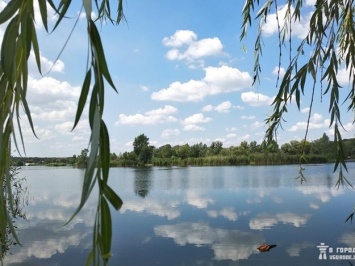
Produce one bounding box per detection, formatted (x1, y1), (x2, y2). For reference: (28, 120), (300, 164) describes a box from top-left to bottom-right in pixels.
(111, 153), (329, 167)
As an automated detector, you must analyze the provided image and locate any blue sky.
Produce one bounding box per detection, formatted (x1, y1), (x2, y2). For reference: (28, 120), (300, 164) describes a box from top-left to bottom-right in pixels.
(2, 0), (354, 157)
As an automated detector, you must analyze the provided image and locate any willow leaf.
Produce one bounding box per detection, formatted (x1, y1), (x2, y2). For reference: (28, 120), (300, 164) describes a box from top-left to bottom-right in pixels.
(37, 0), (48, 31)
(1, 16), (18, 79)
(85, 250), (94, 266)
(89, 20), (117, 92)
(51, 0), (72, 32)
(102, 182), (123, 210)
(73, 69), (91, 130)
(100, 120), (110, 182)
(100, 197), (112, 260)
(30, 19), (42, 74)
(83, 0), (92, 20)
(0, 0), (21, 24)
(296, 89), (301, 110)
(89, 84), (98, 129)
(20, 89), (37, 138)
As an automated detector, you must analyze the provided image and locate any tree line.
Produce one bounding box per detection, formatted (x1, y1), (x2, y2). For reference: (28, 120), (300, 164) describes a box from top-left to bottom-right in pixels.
(112, 133), (355, 167)
(11, 133), (355, 168)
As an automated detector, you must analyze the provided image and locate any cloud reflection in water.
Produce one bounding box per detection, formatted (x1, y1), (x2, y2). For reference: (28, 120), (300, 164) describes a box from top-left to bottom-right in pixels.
(154, 222), (264, 261)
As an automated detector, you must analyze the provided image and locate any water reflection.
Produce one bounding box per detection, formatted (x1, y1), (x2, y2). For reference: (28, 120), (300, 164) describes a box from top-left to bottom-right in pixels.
(4, 167), (94, 265)
(120, 198), (180, 220)
(286, 242), (314, 257)
(4, 164), (355, 265)
(249, 212), (311, 230)
(296, 185), (344, 202)
(207, 208), (240, 221)
(154, 222), (264, 261)
(185, 190), (214, 209)
(134, 168), (152, 198)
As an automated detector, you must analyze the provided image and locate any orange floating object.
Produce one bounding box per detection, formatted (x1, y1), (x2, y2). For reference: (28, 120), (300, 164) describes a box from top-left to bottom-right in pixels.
(257, 244), (277, 252)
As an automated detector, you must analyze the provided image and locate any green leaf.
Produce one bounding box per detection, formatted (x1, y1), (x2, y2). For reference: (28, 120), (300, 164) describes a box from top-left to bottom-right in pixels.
(51, 0), (72, 32)
(73, 69), (91, 130)
(0, 0), (21, 24)
(100, 197), (112, 259)
(37, 0), (48, 31)
(19, 86), (38, 138)
(89, 20), (117, 92)
(295, 89), (300, 110)
(85, 249), (94, 266)
(83, 0), (92, 20)
(101, 181), (123, 211)
(100, 120), (110, 182)
(30, 20), (42, 74)
(1, 15), (18, 79)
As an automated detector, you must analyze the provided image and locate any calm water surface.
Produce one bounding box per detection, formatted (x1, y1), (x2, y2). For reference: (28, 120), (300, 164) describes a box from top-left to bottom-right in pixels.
(4, 163), (355, 265)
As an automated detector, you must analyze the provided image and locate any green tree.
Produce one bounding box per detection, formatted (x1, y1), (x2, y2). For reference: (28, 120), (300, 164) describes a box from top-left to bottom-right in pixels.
(210, 141), (223, 155)
(156, 144), (173, 158)
(176, 144), (190, 159)
(311, 133), (332, 155)
(240, 141), (250, 154)
(133, 134), (152, 165)
(241, 0), (354, 186)
(76, 149), (89, 168)
(189, 143), (202, 158)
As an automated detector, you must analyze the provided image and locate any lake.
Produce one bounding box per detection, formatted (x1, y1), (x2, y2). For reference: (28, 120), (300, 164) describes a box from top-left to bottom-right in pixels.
(3, 163), (355, 265)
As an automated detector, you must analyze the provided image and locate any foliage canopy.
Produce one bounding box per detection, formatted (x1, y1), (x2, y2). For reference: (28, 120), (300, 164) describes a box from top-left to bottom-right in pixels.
(0, 1), (125, 265)
(241, 0), (355, 187)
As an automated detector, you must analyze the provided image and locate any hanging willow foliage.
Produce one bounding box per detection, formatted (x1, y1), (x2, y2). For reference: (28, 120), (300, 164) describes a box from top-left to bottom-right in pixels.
(0, 1), (124, 265)
(241, 0), (355, 187)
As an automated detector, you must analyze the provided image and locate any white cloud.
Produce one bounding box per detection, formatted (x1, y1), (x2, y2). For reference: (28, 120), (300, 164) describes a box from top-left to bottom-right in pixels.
(182, 113), (211, 125)
(288, 120), (325, 132)
(310, 113), (323, 123)
(201, 105), (213, 112)
(241, 91), (274, 106)
(152, 66), (252, 102)
(163, 30), (223, 67)
(163, 30), (197, 47)
(301, 107), (310, 113)
(337, 66), (354, 87)
(116, 105), (178, 125)
(161, 128), (181, 138)
(28, 76), (80, 105)
(202, 101), (232, 113)
(32, 100), (77, 121)
(183, 124), (205, 131)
